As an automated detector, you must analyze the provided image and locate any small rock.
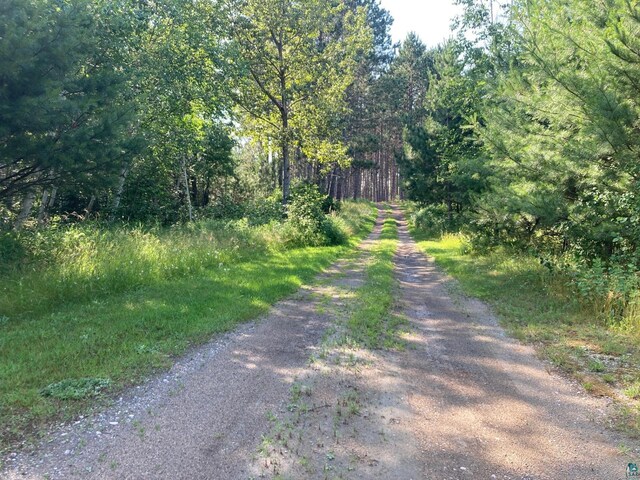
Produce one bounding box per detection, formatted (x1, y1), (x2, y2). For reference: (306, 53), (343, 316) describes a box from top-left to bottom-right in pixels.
(64, 450), (71, 455)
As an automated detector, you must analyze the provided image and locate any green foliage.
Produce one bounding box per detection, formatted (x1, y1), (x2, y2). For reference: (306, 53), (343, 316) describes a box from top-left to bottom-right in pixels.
(399, 39), (487, 219)
(458, 0), (640, 262)
(283, 184), (346, 247)
(408, 203), (467, 238)
(0, 0), (141, 201)
(229, 0), (372, 201)
(40, 378), (111, 401)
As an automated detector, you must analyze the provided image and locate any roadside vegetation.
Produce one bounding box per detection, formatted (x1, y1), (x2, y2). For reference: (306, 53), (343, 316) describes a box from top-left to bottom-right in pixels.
(0, 198), (376, 452)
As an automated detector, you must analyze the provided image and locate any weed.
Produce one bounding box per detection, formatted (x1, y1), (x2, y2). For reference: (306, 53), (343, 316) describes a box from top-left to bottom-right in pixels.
(619, 443), (632, 455)
(266, 411), (277, 423)
(40, 378), (111, 401)
(625, 383), (640, 400)
(258, 434), (273, 457)
(588, 360), (606, 373)
(290, 383), (312, 403)
(339, 390), (361, 416)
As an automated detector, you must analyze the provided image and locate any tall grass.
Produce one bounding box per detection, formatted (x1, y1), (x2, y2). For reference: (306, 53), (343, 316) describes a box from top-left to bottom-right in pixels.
(0, 202), (375, 321)
(0, 221), (264, 318)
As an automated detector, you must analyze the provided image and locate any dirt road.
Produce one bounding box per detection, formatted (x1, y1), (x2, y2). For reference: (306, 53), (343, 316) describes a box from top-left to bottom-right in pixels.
(2, 207), (636, 479)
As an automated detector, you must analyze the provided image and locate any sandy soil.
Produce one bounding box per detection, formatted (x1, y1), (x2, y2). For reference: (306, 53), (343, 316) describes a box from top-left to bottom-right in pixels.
(2, 207), (638, 480)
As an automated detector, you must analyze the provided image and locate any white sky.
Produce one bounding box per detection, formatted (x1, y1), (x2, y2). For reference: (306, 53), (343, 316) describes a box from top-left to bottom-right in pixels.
(378, 0), (463, 47)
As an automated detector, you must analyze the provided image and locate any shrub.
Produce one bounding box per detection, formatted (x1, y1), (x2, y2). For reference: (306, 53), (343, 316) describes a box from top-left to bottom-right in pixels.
(283, 184), (345, 247)
(410, 204), (466, 237)
(571, 258), (640, 325)
(246, 191), (285, 226)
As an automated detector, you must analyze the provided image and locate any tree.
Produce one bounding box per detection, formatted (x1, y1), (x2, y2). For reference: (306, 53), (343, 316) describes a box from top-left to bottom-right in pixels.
(0, 0), (142, 227)
(340, 0), (395, 201)
(401, 40), (486, 222)
(227, 0), (371, 204)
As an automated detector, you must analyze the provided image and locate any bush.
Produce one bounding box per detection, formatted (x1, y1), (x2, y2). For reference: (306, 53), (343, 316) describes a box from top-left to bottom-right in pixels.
(409, 204), (466, 237)
(0, 231), (27, 271)
(283, 184), (345, 247)
(570, 258), (640, 325)
(246, 191), (285, 226)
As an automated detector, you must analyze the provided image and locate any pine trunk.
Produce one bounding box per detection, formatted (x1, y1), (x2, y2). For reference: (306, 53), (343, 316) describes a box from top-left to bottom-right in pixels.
(181, 157), (193, 222)
(84, 195), (96, 219)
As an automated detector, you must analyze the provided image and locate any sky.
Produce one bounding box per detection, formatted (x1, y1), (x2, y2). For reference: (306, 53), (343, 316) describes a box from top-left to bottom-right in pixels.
(378, 0), (463, 48)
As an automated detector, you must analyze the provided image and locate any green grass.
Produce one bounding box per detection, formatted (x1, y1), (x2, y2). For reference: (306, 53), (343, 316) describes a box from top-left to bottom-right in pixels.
(0, 202), (377, 452)
(409, 226), (640, 436)
(345, 211), (404, 349)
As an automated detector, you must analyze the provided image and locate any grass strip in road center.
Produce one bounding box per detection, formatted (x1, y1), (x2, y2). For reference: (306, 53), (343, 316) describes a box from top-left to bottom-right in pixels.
(345, 211), (404, 350)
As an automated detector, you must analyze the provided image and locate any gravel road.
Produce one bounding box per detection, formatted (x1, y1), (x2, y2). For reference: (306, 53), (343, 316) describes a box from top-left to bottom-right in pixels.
(2, 207), (637, 479)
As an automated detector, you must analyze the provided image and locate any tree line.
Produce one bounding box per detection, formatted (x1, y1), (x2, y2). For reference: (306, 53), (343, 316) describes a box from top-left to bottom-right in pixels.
(1, 0), (439, 229)
(401, 0), (640, 306)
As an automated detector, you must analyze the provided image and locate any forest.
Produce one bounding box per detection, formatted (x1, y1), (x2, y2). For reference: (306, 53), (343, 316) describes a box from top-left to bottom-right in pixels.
(2, 0), (640, 455)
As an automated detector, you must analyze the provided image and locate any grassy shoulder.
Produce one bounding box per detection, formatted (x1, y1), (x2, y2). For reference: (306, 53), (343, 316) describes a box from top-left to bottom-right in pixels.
(408, 228), (640, 437)
(0, 202), (377, 453)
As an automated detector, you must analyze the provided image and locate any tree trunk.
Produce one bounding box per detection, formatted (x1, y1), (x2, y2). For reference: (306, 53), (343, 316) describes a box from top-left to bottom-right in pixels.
(49, 186), (58, 209)
(191, 177), (198, 207)
(446, 183), (453, 224)
(84, 195), (96, 219)
(352, 167), (360, 200)
(282, 141), (290, 205)
(14, 190), (36, 230)
(37, 189), (50, 225)
(181, 157), (193, 222)
(111, 163), (128, 216)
